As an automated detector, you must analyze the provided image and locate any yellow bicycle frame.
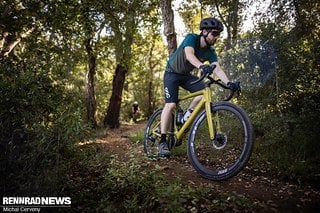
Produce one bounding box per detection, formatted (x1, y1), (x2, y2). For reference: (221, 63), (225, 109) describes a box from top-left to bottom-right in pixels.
(175, 87), (217, 140)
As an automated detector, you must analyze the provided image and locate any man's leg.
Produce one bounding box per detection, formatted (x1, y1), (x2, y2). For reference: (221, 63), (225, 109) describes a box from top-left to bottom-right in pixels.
(161, 102), (176, 134)
(181, 74), (205, 110)
(159, 72), (179, 156)
(158, 102), (175, 157)
(188, 95), (203, 109)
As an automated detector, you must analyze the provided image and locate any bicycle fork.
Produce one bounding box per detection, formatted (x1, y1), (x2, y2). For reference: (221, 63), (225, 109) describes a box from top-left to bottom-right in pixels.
(203, 87), (217, 140)
(182, 87), (218, 140)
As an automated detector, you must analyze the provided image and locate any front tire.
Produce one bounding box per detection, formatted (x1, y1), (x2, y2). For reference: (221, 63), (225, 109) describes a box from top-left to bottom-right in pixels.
(188, 102), (253, 180)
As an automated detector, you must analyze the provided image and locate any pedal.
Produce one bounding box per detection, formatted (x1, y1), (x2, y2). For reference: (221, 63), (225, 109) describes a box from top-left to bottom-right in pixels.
(148, 135), (157, 142)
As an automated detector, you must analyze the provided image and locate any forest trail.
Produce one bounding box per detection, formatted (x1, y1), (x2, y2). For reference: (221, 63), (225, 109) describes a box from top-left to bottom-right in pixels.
(97, 121), (320, 212)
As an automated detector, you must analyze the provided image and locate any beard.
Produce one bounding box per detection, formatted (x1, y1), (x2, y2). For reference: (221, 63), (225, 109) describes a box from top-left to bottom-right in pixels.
(205, 37), (217, 46)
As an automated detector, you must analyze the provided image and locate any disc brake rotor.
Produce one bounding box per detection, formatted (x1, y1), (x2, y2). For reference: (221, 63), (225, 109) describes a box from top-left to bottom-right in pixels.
(212, 132), (227, 149)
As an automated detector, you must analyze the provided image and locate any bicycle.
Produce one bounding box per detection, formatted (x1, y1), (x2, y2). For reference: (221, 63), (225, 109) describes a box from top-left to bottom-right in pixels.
(143, 71), (253, 181)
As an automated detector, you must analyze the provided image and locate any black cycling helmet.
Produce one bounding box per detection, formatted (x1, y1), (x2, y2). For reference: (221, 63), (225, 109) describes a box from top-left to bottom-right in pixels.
(200, 17), (224, 32)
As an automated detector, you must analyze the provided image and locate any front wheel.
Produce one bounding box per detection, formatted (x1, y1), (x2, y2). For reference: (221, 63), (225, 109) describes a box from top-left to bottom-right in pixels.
(188, 101), (253, 181)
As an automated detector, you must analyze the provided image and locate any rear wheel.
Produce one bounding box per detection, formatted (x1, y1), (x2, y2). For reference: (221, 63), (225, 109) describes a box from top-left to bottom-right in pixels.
(144, 108), (163, 158)
(144, 109), (176, 157)
(188, 102), (253, 180)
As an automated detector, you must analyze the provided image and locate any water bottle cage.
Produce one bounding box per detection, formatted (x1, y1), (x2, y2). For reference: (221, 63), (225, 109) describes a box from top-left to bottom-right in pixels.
(181, 109), (193, 124)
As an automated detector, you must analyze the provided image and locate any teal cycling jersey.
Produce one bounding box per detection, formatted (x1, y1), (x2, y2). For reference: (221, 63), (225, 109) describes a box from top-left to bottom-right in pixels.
(166, 34), (218, 75)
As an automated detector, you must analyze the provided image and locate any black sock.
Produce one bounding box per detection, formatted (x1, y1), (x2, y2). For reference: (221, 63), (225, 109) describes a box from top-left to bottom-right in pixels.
(160, 134), (166, 143)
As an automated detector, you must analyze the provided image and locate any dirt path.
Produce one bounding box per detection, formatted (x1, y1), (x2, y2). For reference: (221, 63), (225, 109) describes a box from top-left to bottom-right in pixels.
(98, 122), (320, 212)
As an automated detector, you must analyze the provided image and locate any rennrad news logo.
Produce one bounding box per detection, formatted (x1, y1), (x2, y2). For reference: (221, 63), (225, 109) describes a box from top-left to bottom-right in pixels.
(3, 197), (71, 205)
(2, 197), (71, 212)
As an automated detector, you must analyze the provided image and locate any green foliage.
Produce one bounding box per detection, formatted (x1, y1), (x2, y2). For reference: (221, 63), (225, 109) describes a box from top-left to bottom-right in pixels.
(123, 26), (167, 118)
(178, 0), (202, 33)
(1, 0), (320, 210)
(234, 28), (319, 183)
(202, 0), (320, 183)
(128, 130), (145, 144)
(254, 1), (319, 182)
(98, 155), (159, 211)
(1, 98), (90, 195)
(0, 44), (91, 196)
(59, 145), (265, 212)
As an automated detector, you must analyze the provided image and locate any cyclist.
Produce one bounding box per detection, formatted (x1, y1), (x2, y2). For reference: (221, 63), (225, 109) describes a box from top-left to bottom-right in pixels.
(159, 17), (240, 157)
(132, 101), (139, 123)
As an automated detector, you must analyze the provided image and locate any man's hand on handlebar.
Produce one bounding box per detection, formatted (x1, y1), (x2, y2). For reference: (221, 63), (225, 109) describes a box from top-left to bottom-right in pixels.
(200, 65), (213, 76)
(227, 81), (241, 92)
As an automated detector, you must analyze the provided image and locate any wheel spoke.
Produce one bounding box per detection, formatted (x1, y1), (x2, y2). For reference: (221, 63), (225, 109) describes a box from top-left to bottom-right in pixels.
(188, 103), (253, 180)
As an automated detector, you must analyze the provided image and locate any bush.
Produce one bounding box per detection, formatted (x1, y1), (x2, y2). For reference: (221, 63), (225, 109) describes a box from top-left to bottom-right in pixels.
(248, 91), (320, 184)
(0, 60), (92, 195)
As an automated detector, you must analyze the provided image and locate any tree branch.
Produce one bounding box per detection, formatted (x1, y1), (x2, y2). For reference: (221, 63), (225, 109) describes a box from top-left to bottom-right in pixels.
(0, 28), (34, 60)
(213, 0), (228, 28)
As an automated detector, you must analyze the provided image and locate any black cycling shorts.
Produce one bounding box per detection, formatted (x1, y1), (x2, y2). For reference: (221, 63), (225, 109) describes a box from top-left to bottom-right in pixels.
(163, 71), (205, 103)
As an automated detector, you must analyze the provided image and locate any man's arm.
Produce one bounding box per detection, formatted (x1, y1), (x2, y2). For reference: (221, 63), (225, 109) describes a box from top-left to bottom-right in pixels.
(185, 46), (230, 84)
(211, 62), (229, 84)
(184, 46), (202, 68)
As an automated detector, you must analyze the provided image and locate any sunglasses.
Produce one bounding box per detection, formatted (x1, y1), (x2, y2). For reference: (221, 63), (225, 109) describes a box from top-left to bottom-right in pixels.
(210, 31), (221, 37)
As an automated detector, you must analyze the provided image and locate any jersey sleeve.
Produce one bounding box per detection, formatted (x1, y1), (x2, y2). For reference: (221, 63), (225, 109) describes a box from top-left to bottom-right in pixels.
(182, 34), (197, 48)
(183, 34), (218, 64)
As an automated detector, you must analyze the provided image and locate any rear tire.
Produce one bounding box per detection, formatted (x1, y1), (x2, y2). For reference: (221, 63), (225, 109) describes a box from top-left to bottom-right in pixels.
(144, 108), (163, 158)
(187, 101), (253, 180)
(144, 108), (176, 158)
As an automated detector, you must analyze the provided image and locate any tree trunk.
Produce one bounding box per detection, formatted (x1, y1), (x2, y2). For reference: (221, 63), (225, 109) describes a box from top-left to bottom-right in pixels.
(226, 26), (232, 50)
(148, 81), (153, 117)
(102, 1), (136, 128)
(213, 0), (240, 50)
(231, 0), (239, 48)
(158, 0), (177, 56)
(85, 38), (97, 128)
(147, 33), (156, 118)
(104, 64), (127, 128)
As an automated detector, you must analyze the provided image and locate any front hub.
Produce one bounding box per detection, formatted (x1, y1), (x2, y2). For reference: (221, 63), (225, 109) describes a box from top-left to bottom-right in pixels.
(212, 132), (227, 149)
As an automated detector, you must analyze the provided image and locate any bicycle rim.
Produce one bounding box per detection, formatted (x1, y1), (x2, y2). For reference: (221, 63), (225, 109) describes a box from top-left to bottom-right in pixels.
(188, 102), (253, 180)
(144, 108), (162, 158)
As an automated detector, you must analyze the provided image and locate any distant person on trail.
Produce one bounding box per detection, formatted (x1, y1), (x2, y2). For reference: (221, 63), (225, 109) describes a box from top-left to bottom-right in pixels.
(158, 17), (241, 157)
(132, 101), (139, 123)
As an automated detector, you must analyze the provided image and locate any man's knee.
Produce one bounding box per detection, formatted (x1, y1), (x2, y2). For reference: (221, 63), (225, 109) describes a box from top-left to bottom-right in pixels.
(195, 95), (203, 101)
(164, 103), (176, 112)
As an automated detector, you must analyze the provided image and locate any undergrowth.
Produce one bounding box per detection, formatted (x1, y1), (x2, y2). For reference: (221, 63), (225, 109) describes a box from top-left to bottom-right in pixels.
(62, 142), (266, 212)
(1, 125), (266, 212)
